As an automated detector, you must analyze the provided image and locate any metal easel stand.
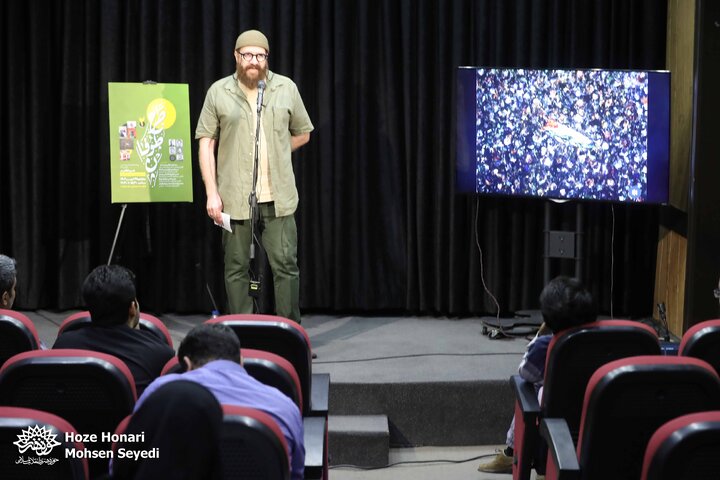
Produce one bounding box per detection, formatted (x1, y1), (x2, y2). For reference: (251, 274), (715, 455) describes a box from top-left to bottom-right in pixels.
(107, 204), (128, 265)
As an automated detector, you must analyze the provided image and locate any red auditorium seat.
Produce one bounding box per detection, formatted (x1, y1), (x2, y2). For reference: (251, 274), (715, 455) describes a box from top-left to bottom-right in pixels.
(0, 349), (137, 478)
(221, 404), (290, 480)
(244, 349), (304, 413)
(0, 406), (89, 479)
(57, 311), (174, 348)
(159, 355), (182, 376)
(511, 320), (661, 480)
(161, 348), (304, 412)
(540, 356), (720, 480)
(0, 309), (42, 368)
(641, 410), (720, 480)
(159, 348), (327, 478)
(206, 314), (328, 417)
(205, 315), (328, 479)
(679, 319), (720, 375)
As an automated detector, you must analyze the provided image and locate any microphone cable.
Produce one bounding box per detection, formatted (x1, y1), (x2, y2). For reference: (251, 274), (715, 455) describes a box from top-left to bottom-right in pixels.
(474, 196), (512, 338)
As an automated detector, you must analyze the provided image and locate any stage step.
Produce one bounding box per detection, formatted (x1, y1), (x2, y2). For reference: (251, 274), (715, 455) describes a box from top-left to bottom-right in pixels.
(328, 414), (389, 467)
(328, 380), (514, 447)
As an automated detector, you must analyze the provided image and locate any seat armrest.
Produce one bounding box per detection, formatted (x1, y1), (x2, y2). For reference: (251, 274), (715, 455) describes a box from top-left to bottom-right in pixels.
(511, 374), (541, 418)
(510, 375), (542, 480)
(540, 418), (580, 480)
(310, 373), (330, 417)
(303, 416), (326, 480)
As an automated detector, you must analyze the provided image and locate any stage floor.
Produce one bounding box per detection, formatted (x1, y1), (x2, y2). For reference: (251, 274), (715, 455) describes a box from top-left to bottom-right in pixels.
(24, 310), (530, 384)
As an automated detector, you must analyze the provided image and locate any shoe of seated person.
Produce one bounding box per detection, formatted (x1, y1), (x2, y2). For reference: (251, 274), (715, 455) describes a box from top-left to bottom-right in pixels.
(477, 448), (513, 473)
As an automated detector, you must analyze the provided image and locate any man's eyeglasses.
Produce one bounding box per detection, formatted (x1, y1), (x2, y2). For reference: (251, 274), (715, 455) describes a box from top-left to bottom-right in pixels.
(236, 51), (268, 62)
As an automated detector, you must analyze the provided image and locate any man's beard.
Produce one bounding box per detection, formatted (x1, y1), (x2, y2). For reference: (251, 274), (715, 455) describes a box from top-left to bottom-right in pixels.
(237, 63), (268, 88)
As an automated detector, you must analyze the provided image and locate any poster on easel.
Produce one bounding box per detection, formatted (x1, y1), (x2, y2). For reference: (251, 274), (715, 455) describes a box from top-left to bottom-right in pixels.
(108, 82), (193, 203)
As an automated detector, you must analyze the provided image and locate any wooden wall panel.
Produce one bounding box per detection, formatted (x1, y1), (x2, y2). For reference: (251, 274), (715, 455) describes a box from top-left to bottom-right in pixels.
(653, 0), (693, 334)
(653, 227), (687, 337)
(666, 0), (695, 212)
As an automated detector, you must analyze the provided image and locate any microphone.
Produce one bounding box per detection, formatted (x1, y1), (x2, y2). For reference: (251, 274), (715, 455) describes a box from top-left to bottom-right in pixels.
(256, 80), (266, 112)
(657, 302), (670, 341)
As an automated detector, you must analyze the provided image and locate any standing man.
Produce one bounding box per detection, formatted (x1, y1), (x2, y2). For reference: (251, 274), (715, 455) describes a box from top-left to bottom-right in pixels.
(197, 29), (313, 323)
(0, 254), (17, 309)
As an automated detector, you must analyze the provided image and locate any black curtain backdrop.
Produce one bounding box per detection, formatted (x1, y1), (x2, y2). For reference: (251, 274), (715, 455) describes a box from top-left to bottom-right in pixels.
(0, 0), (667, 317)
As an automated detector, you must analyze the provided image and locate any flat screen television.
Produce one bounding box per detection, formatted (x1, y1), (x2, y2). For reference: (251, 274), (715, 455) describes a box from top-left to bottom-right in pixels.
(456, 67), (670, 203)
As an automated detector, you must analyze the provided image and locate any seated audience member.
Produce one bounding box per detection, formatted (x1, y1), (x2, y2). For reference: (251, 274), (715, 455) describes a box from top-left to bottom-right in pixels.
(53, 265), (175, 395)
(113, 380), (223, 480)
(477, 275), (597, 474)
(136, 323), (304, 480)
(0, 254), (17, 309)
(1, 254), (49, 349)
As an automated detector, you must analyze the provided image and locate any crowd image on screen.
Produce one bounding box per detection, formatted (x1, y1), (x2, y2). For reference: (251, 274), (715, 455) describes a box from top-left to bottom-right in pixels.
(474, 69), (649, 201)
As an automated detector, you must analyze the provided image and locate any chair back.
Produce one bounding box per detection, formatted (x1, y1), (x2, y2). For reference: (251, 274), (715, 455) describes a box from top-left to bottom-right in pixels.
(575, 356), (720, 480)
(221, 404), (290, 480)
(207, 315), (312, 414)
(542, 320), (661, 440)
(0, 310), (41, 368)
(512, 320), (661, 480)
(0, 406), (89, 480)
(244, 348), (303, 412)
(680, 319), (720, 375)
(160, 356), (182, 376)
(0, 349), (137, 478)
(136, 313), (174, 348)
(641, 410), (720, 480)
(159, 349), (303, 412)
(56, 312), (93, 335)
(58, 311), (174, 348)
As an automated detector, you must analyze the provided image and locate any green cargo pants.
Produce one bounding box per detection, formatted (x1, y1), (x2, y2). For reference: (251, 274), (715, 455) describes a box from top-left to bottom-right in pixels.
(222, 202), (300, 323)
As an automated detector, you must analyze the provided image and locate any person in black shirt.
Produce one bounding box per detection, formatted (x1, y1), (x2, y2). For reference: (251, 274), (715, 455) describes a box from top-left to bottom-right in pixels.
(53, 265), (174, 396)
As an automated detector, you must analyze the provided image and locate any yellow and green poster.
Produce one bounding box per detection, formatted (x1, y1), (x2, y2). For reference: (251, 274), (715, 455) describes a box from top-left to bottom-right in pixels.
(108, 82), (193, 203)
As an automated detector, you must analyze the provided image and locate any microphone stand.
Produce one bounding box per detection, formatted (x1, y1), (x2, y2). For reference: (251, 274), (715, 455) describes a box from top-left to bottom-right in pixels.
(247, 81), (266, 308)
(248, 81), (265, 260)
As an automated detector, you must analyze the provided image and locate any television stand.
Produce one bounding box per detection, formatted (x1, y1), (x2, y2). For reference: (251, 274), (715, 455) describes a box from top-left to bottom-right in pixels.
(544, 200), (584, 284)
(481, 201), (584, 339)
(479, 312), (543, 338)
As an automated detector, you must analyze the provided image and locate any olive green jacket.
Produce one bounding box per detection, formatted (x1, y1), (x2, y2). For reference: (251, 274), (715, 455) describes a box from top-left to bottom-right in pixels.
(195, 71), (314, 219)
